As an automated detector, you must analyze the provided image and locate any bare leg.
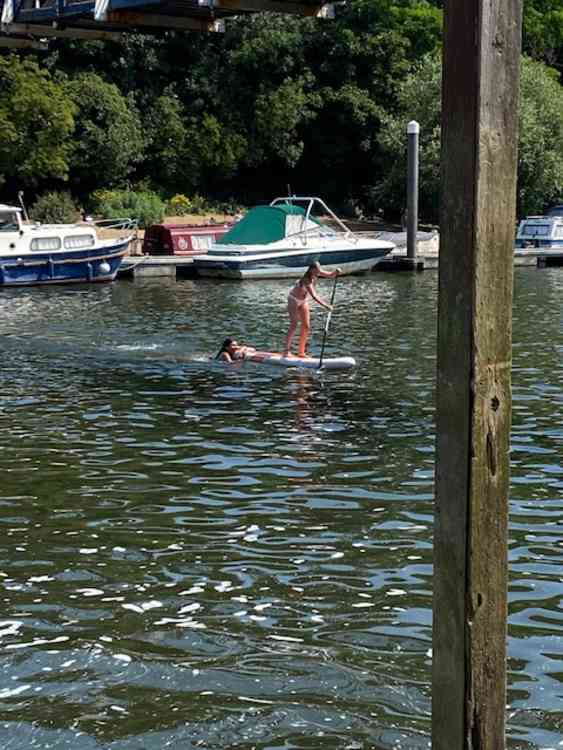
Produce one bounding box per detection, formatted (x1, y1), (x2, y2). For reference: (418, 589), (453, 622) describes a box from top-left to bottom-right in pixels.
(284, 297), (300, 356)
(297, 303), (310, 357)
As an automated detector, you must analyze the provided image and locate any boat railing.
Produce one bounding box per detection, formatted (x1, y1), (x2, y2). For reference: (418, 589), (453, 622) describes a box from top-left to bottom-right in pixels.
(284, 224), (358, 244)
(92, 217), (138, 233)
(272, 196), (359, 243)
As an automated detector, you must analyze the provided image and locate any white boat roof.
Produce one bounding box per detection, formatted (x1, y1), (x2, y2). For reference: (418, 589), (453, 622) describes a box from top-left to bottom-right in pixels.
(0, 204), (21, 212)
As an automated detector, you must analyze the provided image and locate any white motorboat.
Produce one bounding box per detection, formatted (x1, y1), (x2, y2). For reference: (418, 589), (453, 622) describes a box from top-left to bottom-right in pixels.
(515, 203), (563, 250)
(192, 197), (395, 279)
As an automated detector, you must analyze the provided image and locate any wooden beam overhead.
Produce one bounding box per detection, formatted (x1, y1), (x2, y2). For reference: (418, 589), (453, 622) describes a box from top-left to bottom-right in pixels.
(198, 0), (324, 16)
(0, 35), (47, 47)
(106, 9), (222, 30)
(5, 21), (124, 40)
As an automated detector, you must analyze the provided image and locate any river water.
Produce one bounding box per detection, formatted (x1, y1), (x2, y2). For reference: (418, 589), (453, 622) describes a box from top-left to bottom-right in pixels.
(0, 269), (561, 749)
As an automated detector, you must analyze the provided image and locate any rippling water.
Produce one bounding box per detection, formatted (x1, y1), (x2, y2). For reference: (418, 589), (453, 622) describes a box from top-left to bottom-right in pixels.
(0, 270), (562, 749)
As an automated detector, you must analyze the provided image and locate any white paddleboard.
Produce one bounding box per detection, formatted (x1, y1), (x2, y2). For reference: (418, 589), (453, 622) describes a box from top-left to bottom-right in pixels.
(245, 350), (356, 370)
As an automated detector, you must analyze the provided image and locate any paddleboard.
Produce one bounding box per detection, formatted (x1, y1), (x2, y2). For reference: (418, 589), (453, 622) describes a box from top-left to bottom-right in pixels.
(245, 350), (356, 370)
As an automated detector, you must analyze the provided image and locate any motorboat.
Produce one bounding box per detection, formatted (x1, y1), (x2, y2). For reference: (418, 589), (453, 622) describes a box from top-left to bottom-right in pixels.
(0, 203), (134, 287)
(515, 203), (563, 251)
(192, 197), (395, 279)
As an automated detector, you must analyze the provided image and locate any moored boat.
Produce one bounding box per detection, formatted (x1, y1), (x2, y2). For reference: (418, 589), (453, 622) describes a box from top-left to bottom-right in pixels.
(142, 220), (233, 255)
(192, 197), (395, 279)
(515, 203), (563, 250)
(0, 203), (134, 287)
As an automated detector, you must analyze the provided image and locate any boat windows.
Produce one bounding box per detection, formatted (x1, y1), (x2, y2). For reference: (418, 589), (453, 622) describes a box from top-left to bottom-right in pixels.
(191, 235), (214, 250)
(520, 223), (551, 237)
(64, 234), (95, 249)
(0, 211), (19, 232)
(30, 237), (62, 251)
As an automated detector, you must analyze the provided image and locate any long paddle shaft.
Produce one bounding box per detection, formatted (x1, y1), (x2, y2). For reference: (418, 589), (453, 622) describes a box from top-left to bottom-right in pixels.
(318, 274), (339, 370)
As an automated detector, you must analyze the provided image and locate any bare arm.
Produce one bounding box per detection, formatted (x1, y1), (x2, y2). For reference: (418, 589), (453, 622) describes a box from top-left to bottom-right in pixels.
(316, 266), (342, 278)
(305, 282), (330, 309)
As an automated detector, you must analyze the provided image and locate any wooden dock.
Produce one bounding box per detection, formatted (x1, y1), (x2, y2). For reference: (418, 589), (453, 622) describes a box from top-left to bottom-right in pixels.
(118, 241), (563, 279)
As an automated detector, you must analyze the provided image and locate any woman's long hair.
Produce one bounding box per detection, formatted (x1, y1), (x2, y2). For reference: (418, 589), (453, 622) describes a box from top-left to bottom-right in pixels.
(215, 337), (233, 359)
(299, 262), (321, 286)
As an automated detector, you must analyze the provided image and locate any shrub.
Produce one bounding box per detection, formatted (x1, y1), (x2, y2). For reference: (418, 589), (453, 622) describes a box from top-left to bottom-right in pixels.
(91, 189), (165, 229)
(30, 191), (79, 224)
(167, 194), (193, 216)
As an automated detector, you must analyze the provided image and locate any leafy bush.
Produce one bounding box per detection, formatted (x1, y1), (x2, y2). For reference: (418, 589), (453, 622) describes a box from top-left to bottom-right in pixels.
(166, 193), (241, 217)
(91, 189), (165, 228)
(30, 191), (79, 224)
(167, 194), (193, 216)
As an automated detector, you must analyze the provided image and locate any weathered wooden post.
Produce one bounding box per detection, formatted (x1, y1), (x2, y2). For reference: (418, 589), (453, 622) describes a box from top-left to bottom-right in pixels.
(432, 0), (523, 748)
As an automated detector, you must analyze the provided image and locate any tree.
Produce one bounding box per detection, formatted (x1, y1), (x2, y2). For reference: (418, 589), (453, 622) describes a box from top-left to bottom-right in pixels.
(376, 54), (563, 221)
(518, 56), (563, 215)
(522, 0), (563, 73)
(65, 72), (145, 195)
(0, 56), (75, 193)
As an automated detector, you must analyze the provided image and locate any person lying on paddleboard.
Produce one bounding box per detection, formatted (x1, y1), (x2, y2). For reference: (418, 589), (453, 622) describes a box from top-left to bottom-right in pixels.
(215, 337), (256, 363)
(284, 262), (341, 358)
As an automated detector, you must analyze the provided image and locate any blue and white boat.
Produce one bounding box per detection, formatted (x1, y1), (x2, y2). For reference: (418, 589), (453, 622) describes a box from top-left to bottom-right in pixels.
(515, 203), (563, 250)
(192, 197), (395, 279)
(0, 203), (134, 287)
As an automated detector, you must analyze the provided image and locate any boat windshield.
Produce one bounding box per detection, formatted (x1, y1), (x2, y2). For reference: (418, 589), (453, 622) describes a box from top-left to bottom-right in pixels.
(0, 211), (20, 232)
(519, 222), (553, 238)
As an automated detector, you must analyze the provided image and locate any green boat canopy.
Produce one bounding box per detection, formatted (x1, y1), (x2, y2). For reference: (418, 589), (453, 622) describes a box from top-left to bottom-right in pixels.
(218, 204), (323, 246)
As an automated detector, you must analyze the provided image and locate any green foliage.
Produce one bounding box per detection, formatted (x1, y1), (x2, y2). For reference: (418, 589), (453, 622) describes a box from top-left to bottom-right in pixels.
(65, 73), (145, 193)
(4, 3), (562, 219)
(144, 91), (189, 193)
(29, 191), (80, 224)
(0, 57), (76, 189)
(376, 54), (443, 220)
(518, 56), (563, 215)
(375, 54), (563, 221)
(253, 75), (321, 167)
(91, 189), (165, 228)
(181, 114), (247, 190)
(167, 194), (194, 216)
(523, 0), (563, 73)
(166, 194), (207, 215)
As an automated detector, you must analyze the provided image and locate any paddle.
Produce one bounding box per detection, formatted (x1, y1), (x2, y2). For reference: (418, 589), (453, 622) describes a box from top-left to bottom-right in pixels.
(317, 273), (339, 371)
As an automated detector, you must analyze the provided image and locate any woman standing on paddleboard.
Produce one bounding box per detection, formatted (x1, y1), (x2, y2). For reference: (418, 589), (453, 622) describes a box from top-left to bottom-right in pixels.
(284, 262), (341, 358)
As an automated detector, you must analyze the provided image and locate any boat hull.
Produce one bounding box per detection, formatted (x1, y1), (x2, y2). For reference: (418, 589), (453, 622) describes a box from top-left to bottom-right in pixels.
(194, 244), (393, 280)
(0, 240), (130, 287)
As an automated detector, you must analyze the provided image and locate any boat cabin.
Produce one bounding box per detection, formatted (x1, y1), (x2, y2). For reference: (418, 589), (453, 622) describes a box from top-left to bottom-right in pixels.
(0, 203), (98, 256)
(515, 213), (563, 250)
(0, 204), (23, 234)
(143, 222), (232, 255)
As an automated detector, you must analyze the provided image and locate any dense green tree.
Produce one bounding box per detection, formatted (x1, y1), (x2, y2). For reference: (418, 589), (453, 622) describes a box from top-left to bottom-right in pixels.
(143, 90), (189, 194)
(65, 72), (145, 195)
(523, 0), (563, 73)
(2, 0), (562, 216)
(519, 56), (563, 214)
(0, 56), (75, 193)
(376, 54), (563, 221)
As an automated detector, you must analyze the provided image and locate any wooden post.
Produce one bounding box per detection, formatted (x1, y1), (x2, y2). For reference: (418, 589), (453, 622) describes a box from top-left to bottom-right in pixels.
(406, 120), (419, 262)
(432, 1), (522, 748)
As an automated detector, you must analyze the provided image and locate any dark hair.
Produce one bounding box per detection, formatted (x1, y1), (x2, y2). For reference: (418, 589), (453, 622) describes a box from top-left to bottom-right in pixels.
(215, 337), (234, 360)
(300, 262), (321, 285)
